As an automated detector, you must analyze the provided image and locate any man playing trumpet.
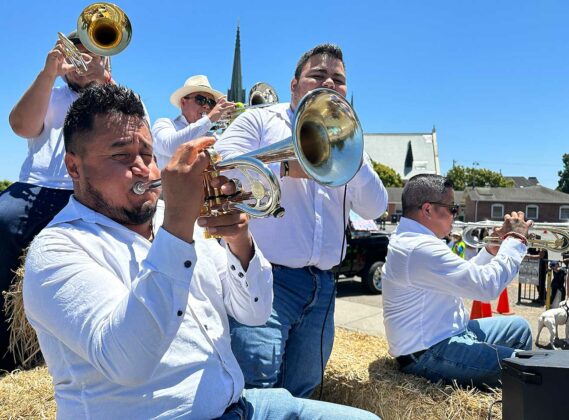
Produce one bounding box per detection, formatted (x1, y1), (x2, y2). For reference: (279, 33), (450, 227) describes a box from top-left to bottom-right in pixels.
(152, 75), (235, 169)
(382, 174), (532, 388)
(23, 84), (378, 419)
(0, 30), (112, 372)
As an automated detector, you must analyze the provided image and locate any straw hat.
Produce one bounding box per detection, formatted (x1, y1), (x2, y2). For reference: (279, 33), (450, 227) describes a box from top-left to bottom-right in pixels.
(169, 75), (224, 108)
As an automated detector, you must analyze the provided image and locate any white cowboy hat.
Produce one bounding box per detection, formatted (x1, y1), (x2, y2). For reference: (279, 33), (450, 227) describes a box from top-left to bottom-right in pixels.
(170, 75), (224, 108)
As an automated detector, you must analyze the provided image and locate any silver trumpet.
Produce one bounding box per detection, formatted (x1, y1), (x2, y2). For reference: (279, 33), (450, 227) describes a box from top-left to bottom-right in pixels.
(133, 88), (364, 219)
(58, 2), (132, 74)
(454, 221), (569, 252)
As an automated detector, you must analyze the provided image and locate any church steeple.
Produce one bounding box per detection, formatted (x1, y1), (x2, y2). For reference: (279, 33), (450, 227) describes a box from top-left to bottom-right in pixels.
(227, 25), (245, 103)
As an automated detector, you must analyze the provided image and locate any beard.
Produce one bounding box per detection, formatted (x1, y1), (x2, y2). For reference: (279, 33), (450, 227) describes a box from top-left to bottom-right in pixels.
(66, 78), (97, 94)
(85, 181), (157, 225)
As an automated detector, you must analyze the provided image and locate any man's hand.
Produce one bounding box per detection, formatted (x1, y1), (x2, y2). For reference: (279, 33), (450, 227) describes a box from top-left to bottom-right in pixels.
(198, 176), (254, 269)
(486, 211), (533, 255)
(161, 137), (216, 243)
(208, 97), (236, 123)
(43, 41), (76, 79)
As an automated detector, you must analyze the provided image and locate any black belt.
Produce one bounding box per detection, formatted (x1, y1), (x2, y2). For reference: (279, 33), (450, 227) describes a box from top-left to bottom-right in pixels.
(396, 349), (427, 369)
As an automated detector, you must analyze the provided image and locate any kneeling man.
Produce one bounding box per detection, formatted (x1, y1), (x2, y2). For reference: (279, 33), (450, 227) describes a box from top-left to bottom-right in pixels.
(383, 174), (532, 388)
(24, 84), (378, 419)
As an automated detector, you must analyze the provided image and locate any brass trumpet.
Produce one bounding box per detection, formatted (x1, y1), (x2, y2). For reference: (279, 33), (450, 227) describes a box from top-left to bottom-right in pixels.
(133, 88), (364, 218)
(454, 221), (569, 252)
(58, 2), (132, 74)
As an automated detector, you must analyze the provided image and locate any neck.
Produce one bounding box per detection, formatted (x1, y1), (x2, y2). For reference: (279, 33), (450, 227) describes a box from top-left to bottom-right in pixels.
(125, 221), (153, 240)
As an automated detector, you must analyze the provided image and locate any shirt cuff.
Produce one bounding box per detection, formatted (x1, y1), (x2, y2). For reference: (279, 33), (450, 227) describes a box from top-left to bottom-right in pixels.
(497, 236), (528, 263)
(144, 227), (198, 284)
(224, 237), (268, 288)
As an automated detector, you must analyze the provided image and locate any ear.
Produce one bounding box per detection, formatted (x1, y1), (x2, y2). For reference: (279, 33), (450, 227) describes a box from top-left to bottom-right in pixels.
(64, 152), (80, 180)
(290, 77), (297, 94)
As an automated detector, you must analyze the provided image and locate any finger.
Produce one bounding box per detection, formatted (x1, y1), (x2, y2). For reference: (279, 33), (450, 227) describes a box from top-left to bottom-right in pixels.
(173, 137), (215, 166)
(209, 175), (231, 188)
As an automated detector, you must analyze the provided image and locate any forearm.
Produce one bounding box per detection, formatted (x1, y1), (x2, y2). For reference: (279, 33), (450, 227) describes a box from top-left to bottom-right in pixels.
(152, 117), (212, 161)
(9, 70), (56, 138)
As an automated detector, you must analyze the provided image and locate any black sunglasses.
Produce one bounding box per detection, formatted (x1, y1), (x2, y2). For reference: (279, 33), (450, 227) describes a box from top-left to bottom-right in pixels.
(419, 202), (460, 217)
(184, 94), (216, 108)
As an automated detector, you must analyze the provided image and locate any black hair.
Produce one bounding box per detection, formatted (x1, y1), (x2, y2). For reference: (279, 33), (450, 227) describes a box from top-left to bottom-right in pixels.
(294, 43), (345, 80)
(63, 84), (146, 154)
(402, 174), (454, 217)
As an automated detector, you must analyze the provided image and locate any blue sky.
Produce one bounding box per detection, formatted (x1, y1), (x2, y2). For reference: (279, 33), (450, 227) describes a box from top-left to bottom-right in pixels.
(2, 0), (568, 188)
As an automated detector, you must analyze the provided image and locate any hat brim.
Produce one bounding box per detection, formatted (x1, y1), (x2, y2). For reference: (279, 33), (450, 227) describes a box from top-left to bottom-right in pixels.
(170, 85), (224, 108)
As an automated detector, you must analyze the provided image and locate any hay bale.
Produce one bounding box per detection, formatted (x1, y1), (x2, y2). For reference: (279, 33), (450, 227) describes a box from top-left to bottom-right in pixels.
(2, 263), (43, 369)
(0, 367), (55, 419)
(0, 328), (502, 419)
(320, 328), (502, 420)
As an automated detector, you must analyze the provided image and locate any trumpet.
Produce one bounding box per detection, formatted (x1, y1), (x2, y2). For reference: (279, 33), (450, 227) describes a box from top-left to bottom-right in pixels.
(454, 221), (569, 252)
(58, 2), (132, 74)
(133, 88), (364, 219)
(210, 82), (279, 133)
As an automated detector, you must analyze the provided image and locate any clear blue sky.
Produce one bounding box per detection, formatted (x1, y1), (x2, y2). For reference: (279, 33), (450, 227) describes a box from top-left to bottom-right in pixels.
(2, 0), (568, 188)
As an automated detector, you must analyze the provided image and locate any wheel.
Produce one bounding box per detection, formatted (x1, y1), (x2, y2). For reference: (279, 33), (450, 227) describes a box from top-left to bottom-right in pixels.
(363, 261), (384, 294)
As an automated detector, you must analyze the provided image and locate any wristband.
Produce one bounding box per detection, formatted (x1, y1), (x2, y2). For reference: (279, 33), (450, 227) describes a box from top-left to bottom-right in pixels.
(502, 232), (528, 246)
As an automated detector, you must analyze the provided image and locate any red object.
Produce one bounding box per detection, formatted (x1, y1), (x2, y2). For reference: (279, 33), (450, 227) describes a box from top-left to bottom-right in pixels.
(470, 300), (493, 320)
(496, 288), (514, 315)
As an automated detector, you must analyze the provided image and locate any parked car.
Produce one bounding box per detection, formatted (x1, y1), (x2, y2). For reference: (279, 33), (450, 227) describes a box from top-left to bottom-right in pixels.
(332, 212), (390, 294)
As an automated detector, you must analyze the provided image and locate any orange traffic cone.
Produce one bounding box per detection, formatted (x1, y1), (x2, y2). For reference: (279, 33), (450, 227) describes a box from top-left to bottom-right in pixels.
(496, 288), (514, 315)
(470, 300), (493, 320)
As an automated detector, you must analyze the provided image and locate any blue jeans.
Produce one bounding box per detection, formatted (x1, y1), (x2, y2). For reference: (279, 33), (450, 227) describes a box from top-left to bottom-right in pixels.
(218, 388), (379, 419)
(402, 316), (532, 388)
(0, 182), (72, 372)
(229, 265), (335, 398)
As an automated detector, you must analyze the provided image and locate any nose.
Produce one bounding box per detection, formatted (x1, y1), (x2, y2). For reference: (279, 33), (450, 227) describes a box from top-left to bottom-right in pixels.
(321, 76), (335, 89)
(131, 155), (150, 177)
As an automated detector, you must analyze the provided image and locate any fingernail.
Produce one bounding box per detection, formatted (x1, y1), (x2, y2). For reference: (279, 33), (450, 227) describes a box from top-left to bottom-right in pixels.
(197, 218), (207, 227)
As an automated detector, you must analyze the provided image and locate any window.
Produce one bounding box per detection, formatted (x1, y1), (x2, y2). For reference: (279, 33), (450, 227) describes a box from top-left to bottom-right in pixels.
(525, 205), (539, 220)
(560, 206), (569, 221)
(491, 204), (504, 219)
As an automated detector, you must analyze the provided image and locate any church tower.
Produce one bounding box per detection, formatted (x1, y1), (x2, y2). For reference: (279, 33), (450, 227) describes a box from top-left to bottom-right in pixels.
(227, 25), (245, 103)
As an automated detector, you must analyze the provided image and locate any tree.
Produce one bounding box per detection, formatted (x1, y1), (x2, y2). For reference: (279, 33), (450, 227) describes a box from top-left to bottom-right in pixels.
(0, 180), (11, 192)
(372, 161), (403, 187)
(445, 165), (514, 190)
(557, 154), (569, 193)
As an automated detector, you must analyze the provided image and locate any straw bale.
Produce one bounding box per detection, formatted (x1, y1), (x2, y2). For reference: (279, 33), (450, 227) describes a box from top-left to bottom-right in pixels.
(319, 328), (502, 420)
(0, 367), (55, 419)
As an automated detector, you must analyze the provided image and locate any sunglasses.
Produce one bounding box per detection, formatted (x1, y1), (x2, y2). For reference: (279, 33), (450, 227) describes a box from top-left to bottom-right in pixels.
(184, 94), (216, 108)
(419, 202), (460, 217)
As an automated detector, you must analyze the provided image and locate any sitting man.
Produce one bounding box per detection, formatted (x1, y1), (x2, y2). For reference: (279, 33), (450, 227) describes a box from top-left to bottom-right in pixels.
(383, 174), (532, 388)
(23, 84), (378, 419)
(152, 75), (235, 169)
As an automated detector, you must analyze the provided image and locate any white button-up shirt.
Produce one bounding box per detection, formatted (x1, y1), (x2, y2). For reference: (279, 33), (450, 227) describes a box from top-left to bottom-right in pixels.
(382, 217), (527, 357)
(23, 198), (273, 419)
(215, 103), (388, 271)
(152, 114), (213, 169)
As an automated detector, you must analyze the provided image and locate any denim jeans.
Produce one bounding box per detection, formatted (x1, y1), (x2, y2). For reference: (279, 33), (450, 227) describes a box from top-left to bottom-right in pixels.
(218, 388), (379, 420)
(401, 316), (532, 388)
(229, 265), (335, 398)
(0, 182), (72, 372)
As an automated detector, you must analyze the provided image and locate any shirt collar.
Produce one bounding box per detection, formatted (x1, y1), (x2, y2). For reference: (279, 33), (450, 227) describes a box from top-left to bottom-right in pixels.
(396, 216), (439, 238)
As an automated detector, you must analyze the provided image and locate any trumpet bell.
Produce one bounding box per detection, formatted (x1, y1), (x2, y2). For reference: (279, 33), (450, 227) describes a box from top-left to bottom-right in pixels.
(249, 82), (279, 106)
(293, 88), (363, 187)
(77, 2), (132, 56)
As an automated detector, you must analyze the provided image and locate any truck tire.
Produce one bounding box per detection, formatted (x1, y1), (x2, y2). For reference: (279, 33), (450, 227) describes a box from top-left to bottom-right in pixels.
(363, 261), (384, 294)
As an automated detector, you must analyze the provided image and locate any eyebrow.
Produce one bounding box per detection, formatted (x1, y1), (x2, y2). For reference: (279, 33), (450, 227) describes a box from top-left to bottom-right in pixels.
(307, 68), (346, 78)
(110, 138), (152, 150)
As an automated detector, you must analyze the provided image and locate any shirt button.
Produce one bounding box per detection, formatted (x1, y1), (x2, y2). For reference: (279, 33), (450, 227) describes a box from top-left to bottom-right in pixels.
(238, 272), (244, 278)
(204, 324), (208, 330)
(254, 297), (259, 302)
(230, 265), (236, 271)
(177, 310), (183, 316)
(184, 260), (192, 268)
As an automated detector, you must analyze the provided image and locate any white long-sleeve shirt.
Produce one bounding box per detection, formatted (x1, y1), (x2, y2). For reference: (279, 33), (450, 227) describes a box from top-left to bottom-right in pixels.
(152, 114), (213, 169)
(215, 103), (388, 270)
(23, 197), (273, 419)
(382, 217), (527, 357)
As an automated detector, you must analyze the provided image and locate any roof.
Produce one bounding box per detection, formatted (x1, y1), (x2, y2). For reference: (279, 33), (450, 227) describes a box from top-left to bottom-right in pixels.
(364, 132), (440, 180)
(504, 176), (540, 188)
(466, 185), (569, 203)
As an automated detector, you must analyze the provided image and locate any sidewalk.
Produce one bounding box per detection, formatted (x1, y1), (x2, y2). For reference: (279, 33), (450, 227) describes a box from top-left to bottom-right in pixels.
(334, 280), (385, 337)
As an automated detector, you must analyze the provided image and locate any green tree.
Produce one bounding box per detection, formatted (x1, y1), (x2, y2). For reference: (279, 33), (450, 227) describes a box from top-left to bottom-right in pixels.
(0, 180), (12, 192)
(446, 165), (514, 190)
(557, 154), (569, 193)
(372, 161), (403, 187)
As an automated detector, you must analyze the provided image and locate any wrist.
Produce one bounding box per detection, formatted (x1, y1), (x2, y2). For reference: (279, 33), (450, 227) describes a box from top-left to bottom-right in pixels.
(502, 231), (528, 246)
